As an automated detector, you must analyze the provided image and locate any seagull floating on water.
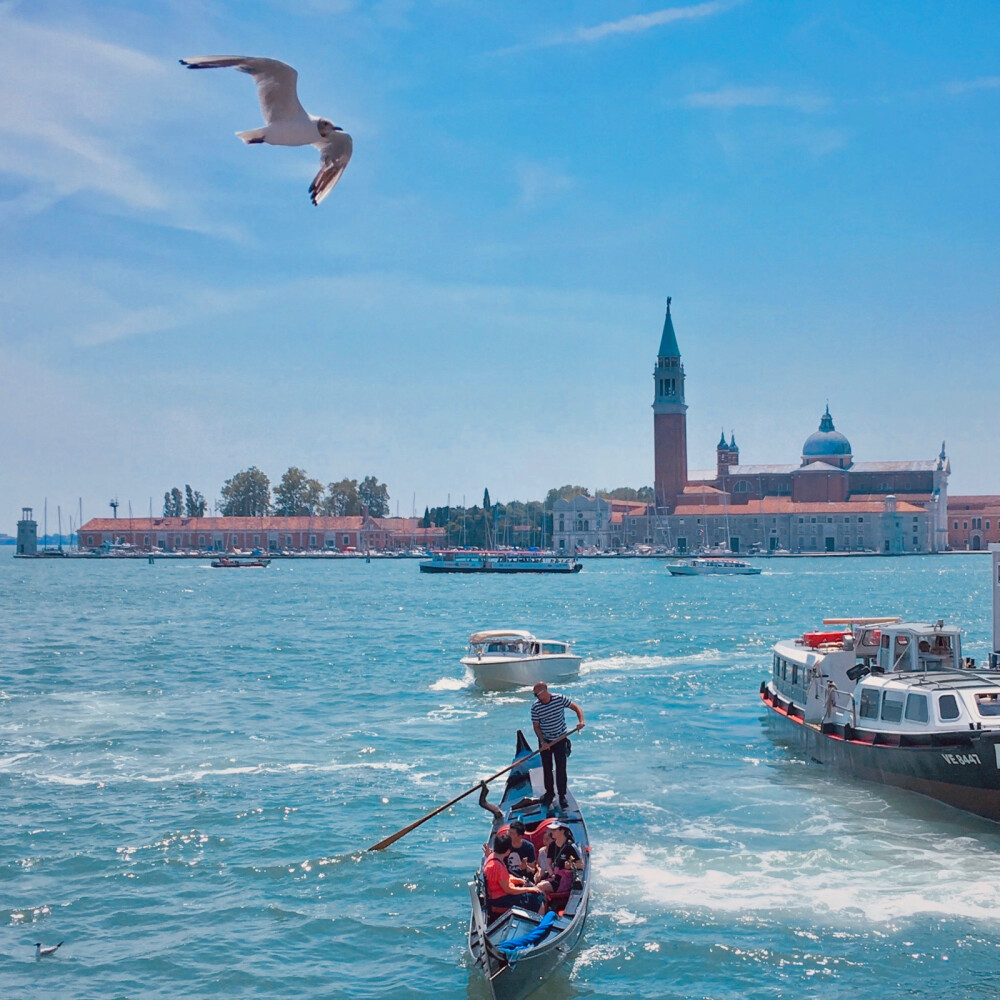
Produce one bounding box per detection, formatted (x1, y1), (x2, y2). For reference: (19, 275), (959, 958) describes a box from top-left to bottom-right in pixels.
(180, 55), (353, 206)
(35, 941), (63, 959)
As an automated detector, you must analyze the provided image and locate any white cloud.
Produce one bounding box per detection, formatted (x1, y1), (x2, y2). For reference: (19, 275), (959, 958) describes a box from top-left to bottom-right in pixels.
(944, 76), (1000, 96)
(499, 1), (735, 54)
(571, 0), (735, 43)
(0, 11), (169, 210)
(515, 160), (574, 208)
(682, 86), (831, 113)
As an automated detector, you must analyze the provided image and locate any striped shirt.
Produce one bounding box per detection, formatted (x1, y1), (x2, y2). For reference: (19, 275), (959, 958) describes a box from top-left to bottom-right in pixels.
(531, 693), (572, 740)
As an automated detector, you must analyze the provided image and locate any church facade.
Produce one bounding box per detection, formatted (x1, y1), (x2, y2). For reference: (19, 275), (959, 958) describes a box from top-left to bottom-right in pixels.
(649, 301), (950, 553)
(553, 301), (950, 554)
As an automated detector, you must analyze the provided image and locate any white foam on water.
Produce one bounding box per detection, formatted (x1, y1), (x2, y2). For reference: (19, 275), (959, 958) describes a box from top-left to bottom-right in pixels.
(581, 649), (726, 675)
(429, 675), (470, 691)
(594, 837), (1000, 925)
(0, 753), (32, 770)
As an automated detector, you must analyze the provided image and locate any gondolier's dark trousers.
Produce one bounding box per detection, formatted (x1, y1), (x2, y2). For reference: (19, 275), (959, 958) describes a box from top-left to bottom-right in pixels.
(540, 739), (568, 799)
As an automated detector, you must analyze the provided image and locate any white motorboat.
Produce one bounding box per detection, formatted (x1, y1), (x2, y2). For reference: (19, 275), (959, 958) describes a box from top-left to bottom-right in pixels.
(461, 630), (582, 691)
(668, 557), (761, 576)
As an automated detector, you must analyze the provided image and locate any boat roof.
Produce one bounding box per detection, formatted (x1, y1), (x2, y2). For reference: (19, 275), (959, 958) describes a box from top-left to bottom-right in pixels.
(469, 629), (536, 642)
(862, 670), (1000, 691)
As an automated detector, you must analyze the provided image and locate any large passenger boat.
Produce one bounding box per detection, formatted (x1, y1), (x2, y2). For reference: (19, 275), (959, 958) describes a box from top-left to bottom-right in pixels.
(419, 551), (582, 574)
(761, 549), (1000, 822)
(461, 630), (582, 690)
(469, 731), (590, 1000)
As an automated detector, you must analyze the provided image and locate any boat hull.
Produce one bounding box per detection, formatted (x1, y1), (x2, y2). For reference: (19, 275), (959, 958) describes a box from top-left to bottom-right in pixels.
(461, 655), (582, 691)
(761, 685), (1000, 822)
(420, 563), (581, 574)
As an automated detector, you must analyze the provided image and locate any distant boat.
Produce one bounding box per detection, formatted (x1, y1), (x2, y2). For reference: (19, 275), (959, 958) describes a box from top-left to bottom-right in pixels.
(420, 551), (582, 574)
(668, 557), (761, 576)
(210, 556), (271, 569)
(461, 630), (582, 690)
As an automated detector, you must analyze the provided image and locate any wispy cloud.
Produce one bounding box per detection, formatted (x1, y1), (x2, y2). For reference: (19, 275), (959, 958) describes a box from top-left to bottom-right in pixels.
(944, 75), (1000, 96)
(682, 86), (831, 113)
(0, 12), (168, 211)
(514, 160), (574, 208)
(501, 1), (735, 54)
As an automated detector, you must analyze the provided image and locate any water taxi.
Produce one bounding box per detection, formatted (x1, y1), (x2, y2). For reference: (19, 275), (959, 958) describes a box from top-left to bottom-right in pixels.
(461, 631), (582, 690)
(668, 557), (761, 576)
(760, 553), (1000, 822)
(469, 731), (591, 1000)
(420, 551), (582, 574)
(210, 556), (271, 568)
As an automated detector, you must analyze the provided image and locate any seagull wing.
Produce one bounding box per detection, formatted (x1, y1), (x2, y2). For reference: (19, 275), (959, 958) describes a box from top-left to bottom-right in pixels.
(309, 132), (353, 206)
(180, 56), (308, 124)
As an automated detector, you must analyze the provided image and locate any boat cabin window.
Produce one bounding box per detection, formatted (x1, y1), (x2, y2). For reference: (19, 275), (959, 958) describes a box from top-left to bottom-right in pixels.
(791, 663), (798, 685)
(859, 688), (880, 719)
(904, 693), (929, 723)
(918, 634), (957, 670)
(541, 643), (566, 655)
(892, 635), (913, 672)
(880, 692), (904, 723)
(975, 693), (1000, 717)
(938, 694), (961, 721)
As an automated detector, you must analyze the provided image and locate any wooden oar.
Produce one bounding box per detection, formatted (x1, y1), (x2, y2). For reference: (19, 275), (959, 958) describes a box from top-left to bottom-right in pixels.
(367, 724), (583, 852)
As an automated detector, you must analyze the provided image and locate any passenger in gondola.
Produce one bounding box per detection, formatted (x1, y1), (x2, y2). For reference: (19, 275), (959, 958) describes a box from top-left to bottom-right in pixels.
(534, 821), (581, 899)
(484, 833), (545, 915)
(506, 819), (537, 875)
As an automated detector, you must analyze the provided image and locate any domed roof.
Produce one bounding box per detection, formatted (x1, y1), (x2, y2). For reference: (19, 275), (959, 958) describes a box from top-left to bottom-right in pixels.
(802, 406), (852, 459)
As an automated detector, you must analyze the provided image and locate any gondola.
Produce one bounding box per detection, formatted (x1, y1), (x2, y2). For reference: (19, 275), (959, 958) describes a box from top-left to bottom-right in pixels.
(468, 731), (591, 1000)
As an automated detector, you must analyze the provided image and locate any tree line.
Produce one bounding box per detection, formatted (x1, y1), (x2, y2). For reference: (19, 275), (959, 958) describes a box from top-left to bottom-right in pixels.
(418, 484), (655, 549)
(161, 475), (653, 534)
(162, 467), (390, 518)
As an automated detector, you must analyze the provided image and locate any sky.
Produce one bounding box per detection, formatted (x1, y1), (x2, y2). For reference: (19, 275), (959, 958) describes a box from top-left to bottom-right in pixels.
(1, 0), (998, 532)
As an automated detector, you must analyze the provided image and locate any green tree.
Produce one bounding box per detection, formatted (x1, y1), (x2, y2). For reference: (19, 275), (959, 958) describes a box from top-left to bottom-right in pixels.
(322, 478), (361, 516)
(483, 488), (491, 511)
(273, 466), (324, 516)
(422, 506), (431, 529)
(219, 467), (271, 517)
(163, 487), (184, 517)
(358, 475), (390, 517)
(185, 485), (206, 517)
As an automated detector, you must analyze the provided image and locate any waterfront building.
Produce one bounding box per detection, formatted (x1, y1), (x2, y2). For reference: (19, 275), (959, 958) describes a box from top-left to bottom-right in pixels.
(947, 497), (1000, 551)
(77, 515), (445, 554)
(644, 300), (949, 553)
(551, 495), (648, 552)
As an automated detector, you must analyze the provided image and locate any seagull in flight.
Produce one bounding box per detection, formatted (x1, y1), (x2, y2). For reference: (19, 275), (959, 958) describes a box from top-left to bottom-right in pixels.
(180, 56), (352, 206)
(35, 941), (63, 960)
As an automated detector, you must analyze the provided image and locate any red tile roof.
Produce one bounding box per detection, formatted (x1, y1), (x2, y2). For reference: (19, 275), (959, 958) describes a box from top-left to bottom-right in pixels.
(671, 498), (927, 516)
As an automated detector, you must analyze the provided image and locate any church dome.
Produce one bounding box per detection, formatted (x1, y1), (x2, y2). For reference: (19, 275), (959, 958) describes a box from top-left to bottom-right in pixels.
(802, 406), (852, 466)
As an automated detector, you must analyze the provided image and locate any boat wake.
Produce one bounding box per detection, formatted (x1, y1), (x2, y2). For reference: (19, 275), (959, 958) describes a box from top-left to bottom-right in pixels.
(593, 837), (1000, 925)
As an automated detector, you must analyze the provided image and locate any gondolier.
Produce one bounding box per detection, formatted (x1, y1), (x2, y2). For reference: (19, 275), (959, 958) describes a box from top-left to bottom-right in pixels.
(530, 682), (585, 811)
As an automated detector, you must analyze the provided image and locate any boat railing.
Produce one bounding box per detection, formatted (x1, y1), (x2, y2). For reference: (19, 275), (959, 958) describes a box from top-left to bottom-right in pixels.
(824, 683), (856, 727)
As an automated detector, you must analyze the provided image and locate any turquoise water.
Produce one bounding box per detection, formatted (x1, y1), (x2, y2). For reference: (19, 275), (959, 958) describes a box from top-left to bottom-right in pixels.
(3, 551), (1000, 999)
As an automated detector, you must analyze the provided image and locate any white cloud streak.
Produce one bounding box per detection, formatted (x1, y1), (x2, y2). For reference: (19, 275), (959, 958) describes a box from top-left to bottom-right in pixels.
(944, 76), (1000, 96)
(499, 0), (736, 53)
(682, 86), (831, 113)
(0, 12), (168, 211)
(571, 0), (734, 43)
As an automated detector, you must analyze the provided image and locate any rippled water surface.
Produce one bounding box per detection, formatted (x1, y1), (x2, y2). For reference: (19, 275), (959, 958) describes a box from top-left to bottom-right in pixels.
(3, 550), (1000, 998)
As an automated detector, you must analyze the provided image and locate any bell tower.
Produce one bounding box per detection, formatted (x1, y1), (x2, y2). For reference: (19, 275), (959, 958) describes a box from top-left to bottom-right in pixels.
(653, 297), (688, 511)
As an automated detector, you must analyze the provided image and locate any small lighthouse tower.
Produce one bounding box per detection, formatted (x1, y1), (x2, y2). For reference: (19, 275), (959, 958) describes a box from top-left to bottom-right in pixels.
(652, 297), (688, 512)
(16, 508), (37, 556)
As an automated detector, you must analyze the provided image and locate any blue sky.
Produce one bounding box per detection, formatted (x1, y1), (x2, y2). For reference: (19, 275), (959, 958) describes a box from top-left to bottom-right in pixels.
(1, 0), (998, 530)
